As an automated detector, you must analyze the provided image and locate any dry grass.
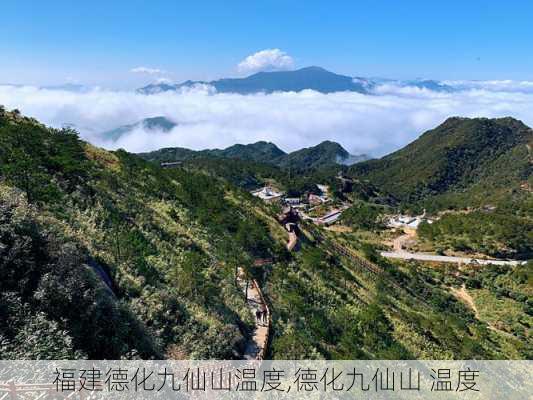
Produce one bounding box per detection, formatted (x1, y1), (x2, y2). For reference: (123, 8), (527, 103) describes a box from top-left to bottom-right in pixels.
(84, 143), (121, 171)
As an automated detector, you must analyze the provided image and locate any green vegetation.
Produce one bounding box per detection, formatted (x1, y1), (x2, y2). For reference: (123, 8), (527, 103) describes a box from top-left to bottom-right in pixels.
(265, 236), (529, 359)
(465, 263), (532, 341)
(350, 116), (532, 209)
(414, 262), (532, 358)
(140, 139), (366, 174)
(0, 109), (530, 360)
(341, 202), (383, 230)
(276, 140), (364, 171)
(0, 187), (156, 358)
(0, 110), (280, 359)
(418, 206), (533, 259)
(140, 141), (286, 165)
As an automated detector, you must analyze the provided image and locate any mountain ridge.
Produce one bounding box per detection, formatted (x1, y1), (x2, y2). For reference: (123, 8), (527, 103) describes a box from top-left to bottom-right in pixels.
(139, 139), (369, 170)
(136, 66), (467, 95)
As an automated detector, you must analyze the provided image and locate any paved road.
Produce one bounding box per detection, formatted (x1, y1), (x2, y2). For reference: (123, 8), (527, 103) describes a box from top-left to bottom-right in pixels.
(380, 251), (526, 266)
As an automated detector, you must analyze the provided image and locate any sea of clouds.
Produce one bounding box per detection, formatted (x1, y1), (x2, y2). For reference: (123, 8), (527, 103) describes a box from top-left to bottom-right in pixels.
(1, 81), (532, 157)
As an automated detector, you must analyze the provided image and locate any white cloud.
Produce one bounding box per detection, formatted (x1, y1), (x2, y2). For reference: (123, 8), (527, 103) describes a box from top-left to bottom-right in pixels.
(237, 49), (294, 74)
(444, 79), (533, 93)
(130, 66), (165, 75)
(0, 84), (532, 157)
(373, 79), (533, 96)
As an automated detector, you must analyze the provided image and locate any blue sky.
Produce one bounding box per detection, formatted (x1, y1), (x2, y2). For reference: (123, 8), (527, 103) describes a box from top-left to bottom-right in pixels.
(1, 0), (533, 87)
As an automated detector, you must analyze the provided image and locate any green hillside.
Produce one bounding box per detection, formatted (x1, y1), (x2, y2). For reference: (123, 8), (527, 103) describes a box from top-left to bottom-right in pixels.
(350, 117), (533, 209)
(0, 109), (281, 359)
(0, 109), (529, 360)
(276, 140), (365, 171)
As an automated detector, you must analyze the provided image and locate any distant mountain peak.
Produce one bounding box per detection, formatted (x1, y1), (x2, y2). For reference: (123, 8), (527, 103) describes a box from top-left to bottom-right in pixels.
(141, 116), (177, 131)
(136, 66), (471, 96)
(101, 116), (177, 141)
(294, 66), (328, 73)
(137, 65), (371, 95)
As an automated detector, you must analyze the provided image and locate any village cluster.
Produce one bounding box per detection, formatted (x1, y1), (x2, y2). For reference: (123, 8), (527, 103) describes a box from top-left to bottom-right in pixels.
(250, 184), (345, 226)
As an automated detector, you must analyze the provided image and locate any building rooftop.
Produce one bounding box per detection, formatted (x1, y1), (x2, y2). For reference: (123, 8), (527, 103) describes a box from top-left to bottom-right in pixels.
(251, 186), (283, 201)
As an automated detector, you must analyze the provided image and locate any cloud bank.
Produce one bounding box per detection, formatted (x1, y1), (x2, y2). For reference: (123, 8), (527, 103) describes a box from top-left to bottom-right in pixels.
(0, 82), (532, 157)
(237, 49), (294, 74)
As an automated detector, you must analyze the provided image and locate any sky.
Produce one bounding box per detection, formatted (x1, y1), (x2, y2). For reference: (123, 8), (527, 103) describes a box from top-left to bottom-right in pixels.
(1, 1), (533, 157)
(2, 0), (533, 87)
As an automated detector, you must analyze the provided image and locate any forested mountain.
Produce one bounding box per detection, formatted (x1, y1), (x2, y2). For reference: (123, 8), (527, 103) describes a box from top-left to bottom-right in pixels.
(0, 108), (529, 360)
(139, 141), (286, 165)
(140, 140), (368, 171)
(214, 142), (286, 163)
(276, 140), (368, 170)
(349, 117), (533, 208)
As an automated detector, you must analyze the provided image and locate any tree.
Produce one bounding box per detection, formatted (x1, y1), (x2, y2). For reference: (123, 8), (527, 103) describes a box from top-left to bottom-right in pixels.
(342, 203), (382, 230)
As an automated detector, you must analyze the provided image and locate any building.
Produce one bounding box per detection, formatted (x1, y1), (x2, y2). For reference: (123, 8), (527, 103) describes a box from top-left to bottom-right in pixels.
(160, 161), (182, 168)
(251, 186), (283, 202)
(308, 193), (327, 206)
(284, 197), (301, 206)
(317, 210), (342, 225)
(387, 214), (433, 230)
(316, 184), (329, 195)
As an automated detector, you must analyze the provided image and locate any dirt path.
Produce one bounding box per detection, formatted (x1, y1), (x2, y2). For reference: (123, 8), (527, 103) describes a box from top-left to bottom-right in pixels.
(450, 284), (515, 338)
(393, 233), (412, 252)
(451, 284), (480, 318)
(237, 268), (270, 360)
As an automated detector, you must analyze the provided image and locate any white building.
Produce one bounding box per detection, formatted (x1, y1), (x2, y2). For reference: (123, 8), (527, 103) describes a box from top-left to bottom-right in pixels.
(388, 214), (433, 229)
(251, 186), (283, 202)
